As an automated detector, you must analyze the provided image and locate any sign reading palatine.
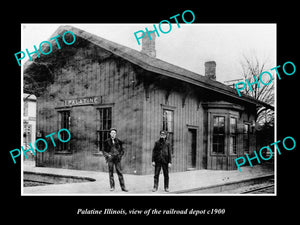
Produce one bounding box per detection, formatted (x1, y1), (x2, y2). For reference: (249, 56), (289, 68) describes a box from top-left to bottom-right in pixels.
(63, 97), (98, 107)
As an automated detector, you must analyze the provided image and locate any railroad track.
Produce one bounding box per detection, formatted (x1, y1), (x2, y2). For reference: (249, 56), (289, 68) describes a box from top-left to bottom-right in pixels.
(171, 175), (274, 194)
(241, 183), (274, 194)
(23, 179), (53, 187)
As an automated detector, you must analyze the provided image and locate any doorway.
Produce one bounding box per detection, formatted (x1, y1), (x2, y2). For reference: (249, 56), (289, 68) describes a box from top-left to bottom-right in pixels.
(187, 128), (197, 169)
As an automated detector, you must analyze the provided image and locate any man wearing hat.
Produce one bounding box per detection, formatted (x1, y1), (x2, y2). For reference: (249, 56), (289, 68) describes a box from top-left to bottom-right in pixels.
(103, 128), (128, 192)
(151, 130), (172, 192)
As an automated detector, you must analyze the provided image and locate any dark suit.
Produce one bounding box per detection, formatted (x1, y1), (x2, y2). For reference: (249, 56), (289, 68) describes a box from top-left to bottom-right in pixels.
(103, 138), (125, 189)
(152, 138), (172, 189)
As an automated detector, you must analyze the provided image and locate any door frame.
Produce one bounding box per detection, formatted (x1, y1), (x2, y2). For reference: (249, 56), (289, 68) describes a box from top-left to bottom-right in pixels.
(186, 125), (199, 170)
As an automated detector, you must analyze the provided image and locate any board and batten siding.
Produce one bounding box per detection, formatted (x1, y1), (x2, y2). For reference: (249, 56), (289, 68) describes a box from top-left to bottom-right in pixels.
(32, 39), (258, 174)
(141, 82), (205, 174)
(35, 43), (144, 174)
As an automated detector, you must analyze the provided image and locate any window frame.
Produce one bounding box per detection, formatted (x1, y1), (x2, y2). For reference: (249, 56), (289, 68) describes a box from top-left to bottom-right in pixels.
(23, 123), (32, 147)
(57, 110), (71, 153)
(243, 122), (251, 154)
(229, 116), (238, 155)
(24, 101), (28, 117)
(209, 111), (240, 157)
(211, 115), (226, 155)
(95, 106), (113, 155)
(162, 106), (175, 154)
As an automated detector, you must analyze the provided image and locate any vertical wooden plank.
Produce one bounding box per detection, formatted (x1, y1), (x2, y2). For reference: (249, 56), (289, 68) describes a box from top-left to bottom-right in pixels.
(223, 156), (227, 170)
(177, 92), (181, 172)
(176, 94), (179, 172)
(222, 156), (226, 170)
(177, 94), (180, 172)
(124, 63), (130, 173)
(211, 157), (215, 170)
(144, 86), (150, 174)
(182, 95), (186, 171)
(150, 84), (156, 173)
(215, 157), (219, 170)
(196, 100), (199, 169)
(127, 64), (133, 173)
(219, 156), (223, 170)
(216, 156), (220, 170)
(111, 60), (116, 100)
(207, 154), (210, 169)
(100, 62), (104, 97)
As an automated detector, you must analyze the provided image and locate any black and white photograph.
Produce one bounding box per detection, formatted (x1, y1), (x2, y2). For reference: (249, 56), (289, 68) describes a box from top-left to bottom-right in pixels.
(4, 4), (298, 221)
(21, 23), (276, 195)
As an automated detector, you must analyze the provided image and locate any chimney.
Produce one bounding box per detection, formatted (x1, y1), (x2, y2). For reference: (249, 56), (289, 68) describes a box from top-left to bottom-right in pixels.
(205, 61), (216, 80)
(141, 31), (156, 57)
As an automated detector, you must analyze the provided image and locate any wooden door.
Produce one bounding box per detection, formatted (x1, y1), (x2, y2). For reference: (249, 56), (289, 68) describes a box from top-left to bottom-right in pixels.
(187, 129), (197, 169)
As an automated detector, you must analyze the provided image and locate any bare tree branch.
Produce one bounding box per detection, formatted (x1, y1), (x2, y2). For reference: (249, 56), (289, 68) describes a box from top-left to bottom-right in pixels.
(239, 53), (274, 125)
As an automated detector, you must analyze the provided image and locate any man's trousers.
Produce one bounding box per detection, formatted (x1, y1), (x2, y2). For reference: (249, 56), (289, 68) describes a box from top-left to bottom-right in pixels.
(153, 162), (169, 189)
(108, 160), (125, 189)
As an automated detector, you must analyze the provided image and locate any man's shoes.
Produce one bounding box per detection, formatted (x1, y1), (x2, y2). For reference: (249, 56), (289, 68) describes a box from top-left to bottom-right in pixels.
(122, 188), (129, 192)
(165, 188), (169, 192)
(152, 187), (158, 192)
(110, 187), (115, 191)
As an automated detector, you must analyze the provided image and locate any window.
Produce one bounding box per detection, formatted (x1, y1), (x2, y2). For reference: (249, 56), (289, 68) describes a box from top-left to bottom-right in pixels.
(58, 111), (71, 152)
(24, 102), (28, 117)
(229, 117), (237, 154)
(23, 123), (32, 147)
(162, 109), (174, 153)
(243, 123), (250, 154)
(97, 107), (112, 152)
(212, 116), (225, 154)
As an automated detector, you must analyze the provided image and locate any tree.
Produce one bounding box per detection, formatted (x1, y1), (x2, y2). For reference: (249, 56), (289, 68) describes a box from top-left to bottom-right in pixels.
(238, 53), (275, 151)
(239, 54), (275, 126)
(23, 61), (55, 97)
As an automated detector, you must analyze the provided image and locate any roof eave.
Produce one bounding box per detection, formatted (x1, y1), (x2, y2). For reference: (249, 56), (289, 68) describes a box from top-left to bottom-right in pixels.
(27, 25), (274, 110)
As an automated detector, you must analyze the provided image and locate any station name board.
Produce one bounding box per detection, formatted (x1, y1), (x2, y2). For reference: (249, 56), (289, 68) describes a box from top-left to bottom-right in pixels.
(64, 97), (98, 107)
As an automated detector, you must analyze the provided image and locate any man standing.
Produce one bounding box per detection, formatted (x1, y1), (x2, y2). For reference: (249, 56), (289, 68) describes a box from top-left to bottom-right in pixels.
(152, 130), (172, 192)
(103, 128), (128, 192)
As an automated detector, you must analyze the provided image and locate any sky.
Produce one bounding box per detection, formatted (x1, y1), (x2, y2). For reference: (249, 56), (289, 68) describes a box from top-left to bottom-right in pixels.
(21, 23), (276, 83)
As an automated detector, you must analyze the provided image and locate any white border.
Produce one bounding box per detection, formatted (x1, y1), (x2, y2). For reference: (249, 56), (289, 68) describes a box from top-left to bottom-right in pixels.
(20, 23), (277, 197)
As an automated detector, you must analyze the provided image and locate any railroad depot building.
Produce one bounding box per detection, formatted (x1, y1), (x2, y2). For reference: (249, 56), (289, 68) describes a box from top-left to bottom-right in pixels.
(24, 25), (273, 174)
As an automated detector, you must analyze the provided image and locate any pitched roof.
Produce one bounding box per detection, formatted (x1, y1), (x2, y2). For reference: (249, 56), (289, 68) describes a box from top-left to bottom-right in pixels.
(27, 25), (274, 110)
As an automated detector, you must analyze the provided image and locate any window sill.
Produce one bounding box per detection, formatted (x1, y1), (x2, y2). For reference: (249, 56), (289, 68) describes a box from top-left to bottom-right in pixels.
(210, 153), (226, 156)
(93, 152), (104, 157)
(54, 151), (72, 155)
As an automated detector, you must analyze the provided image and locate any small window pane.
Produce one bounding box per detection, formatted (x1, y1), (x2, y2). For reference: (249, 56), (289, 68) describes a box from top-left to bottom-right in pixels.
(229, 117), (237, 154)
(162, 109), (174, 153)
(243, 123), (250, 154)
(230, 117), (237, 134)
(212, 116), (225, 154)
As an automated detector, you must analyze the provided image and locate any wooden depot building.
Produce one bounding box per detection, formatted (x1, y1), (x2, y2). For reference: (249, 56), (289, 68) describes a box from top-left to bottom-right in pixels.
(24, 25), (273, 174)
